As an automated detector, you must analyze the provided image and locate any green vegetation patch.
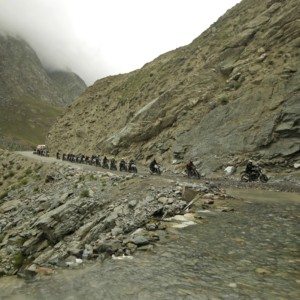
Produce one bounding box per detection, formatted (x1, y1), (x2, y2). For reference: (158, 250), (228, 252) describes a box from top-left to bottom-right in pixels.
(80, 189), (90, 198)
(13, 252), (25, 269)
(0, 95), (63, 150)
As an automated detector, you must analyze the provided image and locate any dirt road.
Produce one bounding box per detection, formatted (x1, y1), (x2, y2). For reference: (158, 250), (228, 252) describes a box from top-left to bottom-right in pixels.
(16, 151), (300, 193)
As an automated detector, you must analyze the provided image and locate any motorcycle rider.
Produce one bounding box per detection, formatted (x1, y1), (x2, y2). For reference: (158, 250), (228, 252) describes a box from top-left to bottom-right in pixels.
(186, 160), (196, 174)
(119, 158), (127, 171)
(128, 159), (136, 172)
(110, 158), (117, 170)
(245, 160), (256, 175)
(242, 160), (268, 182)
(102, 156), (109, 168)
(149, 158), (161, 173)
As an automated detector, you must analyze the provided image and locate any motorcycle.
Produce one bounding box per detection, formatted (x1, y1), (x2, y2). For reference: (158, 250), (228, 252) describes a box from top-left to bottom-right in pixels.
(241, 167), (268, 183)
(150, 164), (161, 175)
(128, 163), (137, 173)
(110, 162), (117, 171)
(102, 161), (109, 169)
(186, 168), (200, 179)
(119, 162), (127, 172)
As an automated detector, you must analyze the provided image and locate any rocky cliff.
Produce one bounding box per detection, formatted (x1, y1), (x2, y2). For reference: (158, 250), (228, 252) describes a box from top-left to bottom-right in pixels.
(0, 34), (87, 149)
(47, 0), (299, 174)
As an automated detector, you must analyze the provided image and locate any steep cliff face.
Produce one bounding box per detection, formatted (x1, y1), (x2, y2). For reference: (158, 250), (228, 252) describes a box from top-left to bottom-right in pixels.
(47, 0), (299, 173)
(0, 34), (87, 149)
(47, 71), (87, 106)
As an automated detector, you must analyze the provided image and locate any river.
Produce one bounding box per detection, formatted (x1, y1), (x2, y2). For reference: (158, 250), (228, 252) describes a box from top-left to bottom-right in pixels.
(0, 189), (299, 299)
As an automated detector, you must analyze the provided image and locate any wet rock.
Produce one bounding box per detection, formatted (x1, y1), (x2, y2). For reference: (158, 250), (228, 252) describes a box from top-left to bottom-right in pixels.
(203, 193), (215, 199)
(182, 186), (198, 201)
(220, 207), (235, 212)
(17, 268), (37, 280)
(131, 235), (150, 247)
(224, 166), (236, 175)
(95, 240), (122, 255)
(145, 223), (157, 231)
(203, 199), (214, 205)
(137, 244), (154, 251)
(158, 197), (169, 205)
(167, 198), (174, 204)
(65, 256), (83, 268)
(196, 210), (218, 218)
(157, 223), (167, 230)
(125, 242), (138, 253)
(82, 244), (93, 259)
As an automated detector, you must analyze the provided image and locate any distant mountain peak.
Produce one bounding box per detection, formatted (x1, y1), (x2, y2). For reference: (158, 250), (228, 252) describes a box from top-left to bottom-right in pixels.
(0, 34), (87, 149)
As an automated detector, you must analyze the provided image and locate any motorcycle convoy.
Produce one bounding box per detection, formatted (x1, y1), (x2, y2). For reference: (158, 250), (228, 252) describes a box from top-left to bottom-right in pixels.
(33, 145), (49, 157)
(37, 146), (268, 183)
(57, 153), (139, 174)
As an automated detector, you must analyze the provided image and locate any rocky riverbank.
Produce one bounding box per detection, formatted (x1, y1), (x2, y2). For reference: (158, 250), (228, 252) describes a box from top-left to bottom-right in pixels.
(1, 187), (299, 299)
(0, 150), (234, 278)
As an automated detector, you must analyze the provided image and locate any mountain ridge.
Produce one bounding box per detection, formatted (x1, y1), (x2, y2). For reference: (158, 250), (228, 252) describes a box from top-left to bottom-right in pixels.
(0, 34), (87, 149)
(47, 0), (299, 173)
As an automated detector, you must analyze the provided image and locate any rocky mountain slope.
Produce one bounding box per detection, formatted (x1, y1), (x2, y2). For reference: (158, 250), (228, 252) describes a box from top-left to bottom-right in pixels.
(47, 0), (299, 174)
(0, 34), (86, 150)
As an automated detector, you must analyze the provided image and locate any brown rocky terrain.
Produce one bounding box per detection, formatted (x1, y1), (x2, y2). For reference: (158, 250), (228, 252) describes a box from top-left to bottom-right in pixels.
(0, 149), (298, 279)
(47, 0), (299, 175)
(0, 149), (231, 276)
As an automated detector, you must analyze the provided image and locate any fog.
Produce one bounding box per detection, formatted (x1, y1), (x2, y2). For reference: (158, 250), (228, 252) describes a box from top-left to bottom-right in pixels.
(0, 0), (240, 85)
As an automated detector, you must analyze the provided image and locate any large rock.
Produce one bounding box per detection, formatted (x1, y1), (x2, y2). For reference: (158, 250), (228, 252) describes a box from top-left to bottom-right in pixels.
(34, 196), (101, 244)
(131, 235), (150, 247)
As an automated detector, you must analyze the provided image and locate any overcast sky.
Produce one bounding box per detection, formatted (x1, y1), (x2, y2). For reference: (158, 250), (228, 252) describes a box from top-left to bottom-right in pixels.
(0, 0), (240, 85)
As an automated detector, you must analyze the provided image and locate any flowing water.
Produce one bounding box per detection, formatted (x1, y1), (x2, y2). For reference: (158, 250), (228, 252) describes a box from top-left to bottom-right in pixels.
(1, 189), (299, 299)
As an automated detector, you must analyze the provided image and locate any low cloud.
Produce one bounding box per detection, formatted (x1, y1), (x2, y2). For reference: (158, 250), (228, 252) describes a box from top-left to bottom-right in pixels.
(0, 0), (240, 85)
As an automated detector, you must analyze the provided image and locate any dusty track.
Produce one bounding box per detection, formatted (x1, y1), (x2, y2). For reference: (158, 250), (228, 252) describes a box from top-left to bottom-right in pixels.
(17, 151), (300, 193)
(16, 151), (180, 184)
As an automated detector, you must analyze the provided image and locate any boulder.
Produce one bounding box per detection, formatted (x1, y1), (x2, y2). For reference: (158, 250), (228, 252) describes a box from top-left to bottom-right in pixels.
(95, 240), (122, 254)
(182, 186), (198, 201)
(131, 235), (150, 247)
(34, 196), (100, 244)
(224, 166), (236, 175)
